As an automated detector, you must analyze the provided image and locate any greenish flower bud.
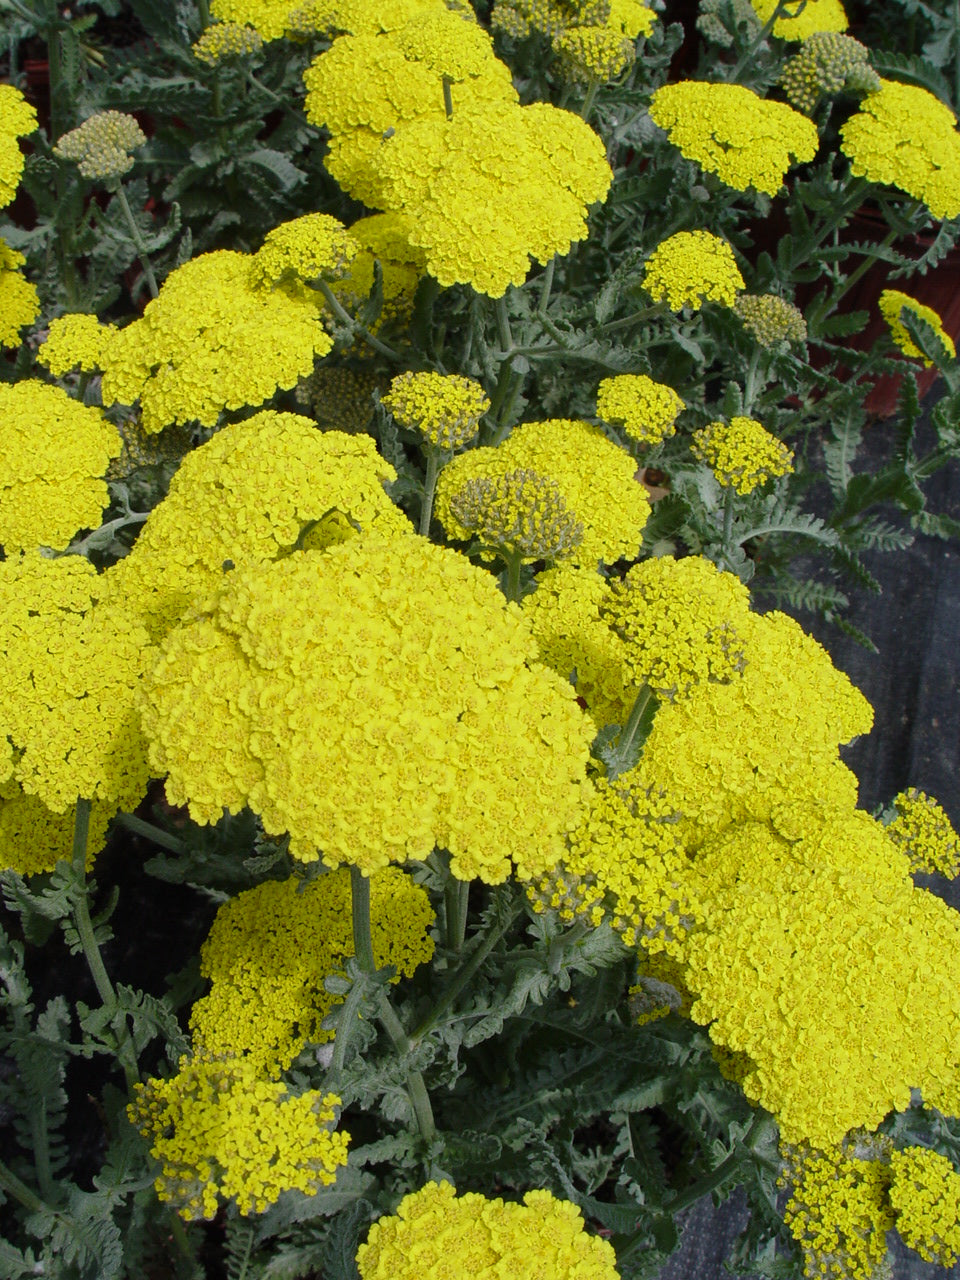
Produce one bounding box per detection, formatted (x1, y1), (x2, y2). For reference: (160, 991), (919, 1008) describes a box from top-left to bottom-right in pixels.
(448, 468), (585, 561)
(54, 111), (146, 182)
(734, 293), (808, 346)
(780, 31), (879, 116)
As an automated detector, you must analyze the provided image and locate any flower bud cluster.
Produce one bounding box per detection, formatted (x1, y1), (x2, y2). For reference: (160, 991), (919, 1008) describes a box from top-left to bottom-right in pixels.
(734, 292), (808, 346)
(780, 31), (879, 115)
(383, 370), (489, 449)
(54, 111), (146, 182)
(192, 21), (263, 63)
(448, 468), (585, 561)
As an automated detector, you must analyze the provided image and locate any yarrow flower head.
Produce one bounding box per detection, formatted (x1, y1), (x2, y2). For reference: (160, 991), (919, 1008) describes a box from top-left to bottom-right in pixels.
(642, 230), (744, 311)
(139, 533), (593, 881)
(355, 1181), (620, 1280)
(648, 81), (818, 196)
(841, 79), (960, 219)
(554, 25), (636, 83)
(596, 373), (684, 446)
(889, 1147), (960, 1267)
(436, 418), (650, 567)
(210, 0), (302, 40)
(296, 364), (387, 431)
(780, 32), (879, 115)
(333, 212), (427, 331)
(600, 555), (752, 700)
(447, 469), (585, 561)
(38, 312), (117, 375)
(288, 0), (457, 41)
(190, 867), (435, 1073)
(887, 788), (960, 877)
(0, 380), (121, 551)
(383, 370), (489, 449)
(0, 84), (38, 208)
(90, 250), (333, 432)
(692, 416), (794, 494)
(192, 21), (263, 63)
(734, 293), (808, 346)
(0, 239), (39, 348)
(54, 111), (146, 182)
(879, 289), (956, 365)
(0, 782), (114, 877)
(128, 1055), (349, 1220)
(750, 0), (848, 39)
(251, 213), (357, 289)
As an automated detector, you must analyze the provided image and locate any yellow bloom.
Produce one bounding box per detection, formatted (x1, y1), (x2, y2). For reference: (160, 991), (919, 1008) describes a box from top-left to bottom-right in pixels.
(642, 230), (744, 311)
(251, 212), (357, 289)
(889, 1147), (960, 1267)
(190, 867), (435, 1073)
(446, 469), (585, 561)
(879, 289), (956, 365)
(102, 411), (408, 639)
(0, 381), (121, 551)
(596, 373), (684, 446)
(129, 1055), (349, 1220)
(210, 0), (300, 39)
(336, 211), (427, 328)
(0, 780), (113, 877)
(140, 533), (593, 881)
(750, 0), (848, 39)
(887, 788), (960, 877)
(356, 1181), (620, 1280)
(0, 84), (38, 208)
(98, 250), (333, 432)
(288, 0), (451, 40)
(375, 99), (612, 296)
(383, 370), (489, 449)
(783, 1145), (894, 1280)
(841, 79), (960, 219)
(649, 81), (818, 196)
(691, 416), (794, 494)
(192, 21), (263, 63)
(37, 312), (118, 375)
(554, 25), (636, 83)
(0, 239), (39, 348)
(436, 418), (650, 567)
(0, 552), (153, 815)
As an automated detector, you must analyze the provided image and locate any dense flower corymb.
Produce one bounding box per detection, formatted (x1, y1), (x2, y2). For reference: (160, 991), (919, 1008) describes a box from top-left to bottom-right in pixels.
(780, 32), (878, 115)
(54, 111), (146, 182)
(596, 373), (684, 446)
(0, 84), (38, 208)
(383, 370), (489, 449)
(447, 469), (585, 562)
(356, 1181), (620, 1280)
(190, 867), (435, 1074)
(642, 230), (744, 311)
(0, 239), (39, 348)
(649, 81), (818, 196)
(783, 1145), (894, 1280)
(250, 212), (357, 289)
(692, 416), (795, 493)
(140, 533), (593, 881)
(841, 79), (960, 219)
(735, 293), (808, 346)
(192, 21), (263, 63)
(129, 1055), (349, 1220)
(38, 313), (118, 375)
(0, 381), (121, 551)
(889, 1147), (960, 1266)
(879, 289), (956, 365)
(750, 0), (848, 39)
(887, 788), (960, 877)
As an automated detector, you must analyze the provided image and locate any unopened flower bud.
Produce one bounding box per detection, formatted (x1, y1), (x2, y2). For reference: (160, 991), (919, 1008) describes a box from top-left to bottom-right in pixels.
(55, 111), (146, 182)
(449, 468), (585, 561)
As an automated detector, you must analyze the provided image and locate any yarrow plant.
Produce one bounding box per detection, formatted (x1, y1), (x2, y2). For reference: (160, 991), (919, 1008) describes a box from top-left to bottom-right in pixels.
(4, 2), (960, 1279)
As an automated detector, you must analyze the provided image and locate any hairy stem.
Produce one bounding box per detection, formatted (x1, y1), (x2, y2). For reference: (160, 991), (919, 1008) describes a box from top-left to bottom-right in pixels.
(444, 876), (470, 954)
(114, 812), (188, 855)
(112, 183), (159, 299)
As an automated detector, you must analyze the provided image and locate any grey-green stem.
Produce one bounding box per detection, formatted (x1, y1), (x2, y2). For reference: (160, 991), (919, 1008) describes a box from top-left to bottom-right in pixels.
(112, 182), (159, 299)
(420, 447), (442, 537)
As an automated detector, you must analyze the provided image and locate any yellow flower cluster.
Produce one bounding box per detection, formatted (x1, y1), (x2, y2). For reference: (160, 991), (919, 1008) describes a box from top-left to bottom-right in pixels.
(436, 418), (650, 567)
(0, 84), (37, 208)
(48, 248), (334, 432)
(601, 555), (751, 699)
(632, 606), (873, 842)
(642, 230), (744, 311)
(129, 1055), (349, 1220)
(290, 0), (456, 41)
(251, 212), (357, 290)
(54, 111), (146, 182)
(492, 0), (656, 60)
(596, 373), (684, 446)
(692, 416), (795, 494)
(190, 867), (435, 1073)
(841, 79), (960, 219)
(561, 776), (699, 949)
(879, 289), (956, 365)
(140, 533), (593, 881)
(0, 552), (153, 815)
(0, 239), (39, 348)
(554, 24), (636, 84)
(750, 0), (848, 39)
(0, 381), (121, 552)
(734, 293), (808, 346)
(103, 411), (408, 639)
(209, 0), (300, 39)
(649, 81), (818, 196)
(38, 312), (116, 375)
(0, 781), (114, 877)
(887, 788), (960, 877)
(383, 370), (489, 449)
(334, 212), (427, 330)
(447, 469), (585, 561)
(303, 14), (612, 295)
(889, 1147), (960, 1266)
(780, 32), (878, 115)
(192, 21), (263, 63)
(520, 564), (634, 727)
(783, 1145), (894, 1280)
(356, 1181), (620, 1280)
(374, 100), (612, 296)
(682, 811), (960, 1145)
